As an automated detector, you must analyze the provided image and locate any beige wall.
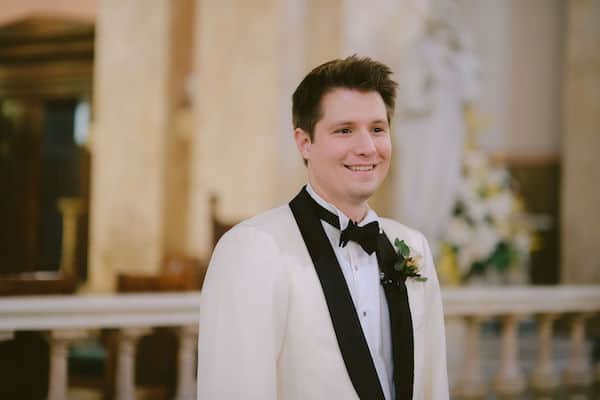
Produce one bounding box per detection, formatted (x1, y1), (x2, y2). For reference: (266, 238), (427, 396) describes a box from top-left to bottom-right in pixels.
(561, 0), (600, 283)
(461, 0), (563, 157)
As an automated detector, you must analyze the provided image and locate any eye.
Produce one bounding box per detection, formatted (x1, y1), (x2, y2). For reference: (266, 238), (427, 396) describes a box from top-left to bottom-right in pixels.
(335, 128), (352, 134)
(373, 127), (386, 133)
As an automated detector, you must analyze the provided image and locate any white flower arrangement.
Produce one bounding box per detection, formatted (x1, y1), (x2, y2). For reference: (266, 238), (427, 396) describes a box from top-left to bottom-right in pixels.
(438, 148), (537, 284)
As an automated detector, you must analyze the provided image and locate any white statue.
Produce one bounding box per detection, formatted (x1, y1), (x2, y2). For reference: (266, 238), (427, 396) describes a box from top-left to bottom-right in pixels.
(392, 1), (481, 252)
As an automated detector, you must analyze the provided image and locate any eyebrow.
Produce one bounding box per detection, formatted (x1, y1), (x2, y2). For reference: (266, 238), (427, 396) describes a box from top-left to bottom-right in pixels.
(330, 119), (389, 128)
(371, 119), (389, 125)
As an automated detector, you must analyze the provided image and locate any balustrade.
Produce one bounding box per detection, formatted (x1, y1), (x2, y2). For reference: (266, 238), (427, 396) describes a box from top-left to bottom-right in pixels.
(443, 286), (600, 398)
(530, 313), (560, 391)
(0, 293), (200, 400)
(0, 287), (598, 399)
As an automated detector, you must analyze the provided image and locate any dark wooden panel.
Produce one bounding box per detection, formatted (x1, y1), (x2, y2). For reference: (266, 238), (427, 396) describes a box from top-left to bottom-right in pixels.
(507, 158), (561, 285)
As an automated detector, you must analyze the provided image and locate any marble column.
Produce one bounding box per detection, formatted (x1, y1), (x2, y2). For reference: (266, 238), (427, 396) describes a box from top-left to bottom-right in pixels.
(494, 314), (526, 395)
(562, 0), (600, 284)
(115, 327), (151, 400)
(454, 316), (487, 398)
(188, 0), (294, 258)
(88, 0), (175, 291)
(563, 314), (592, 387)
(45, 330), (88, 400)
(175, 325), (199, 400)
(530, 313), (559, 391)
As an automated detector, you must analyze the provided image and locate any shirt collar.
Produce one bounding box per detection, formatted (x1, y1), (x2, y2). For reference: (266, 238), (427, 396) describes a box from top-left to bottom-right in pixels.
(306, 184), (379, 231)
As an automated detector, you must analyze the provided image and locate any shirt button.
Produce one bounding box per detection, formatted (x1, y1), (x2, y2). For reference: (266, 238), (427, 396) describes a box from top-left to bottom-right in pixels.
(362, 311), (367, 317)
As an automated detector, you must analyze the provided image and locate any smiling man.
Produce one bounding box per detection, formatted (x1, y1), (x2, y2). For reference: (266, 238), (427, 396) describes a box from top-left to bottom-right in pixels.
(197, 56), (449, 400)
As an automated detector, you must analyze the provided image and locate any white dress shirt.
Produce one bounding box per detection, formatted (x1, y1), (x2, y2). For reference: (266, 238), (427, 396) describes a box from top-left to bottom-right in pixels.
(306, 185), (394, 400)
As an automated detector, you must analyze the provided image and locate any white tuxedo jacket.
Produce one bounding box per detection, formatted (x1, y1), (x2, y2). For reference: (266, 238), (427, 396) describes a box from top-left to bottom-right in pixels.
(197, 192), (449, 400)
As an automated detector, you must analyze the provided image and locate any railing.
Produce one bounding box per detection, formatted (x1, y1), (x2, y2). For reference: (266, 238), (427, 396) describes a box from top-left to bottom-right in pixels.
(0, 286), (599, 399)
(444, 286), (600, 398)
(0, 293), (201, 400)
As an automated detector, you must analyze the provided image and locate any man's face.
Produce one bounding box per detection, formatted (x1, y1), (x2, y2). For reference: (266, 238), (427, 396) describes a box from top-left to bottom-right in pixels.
(295, 88), (392, 209)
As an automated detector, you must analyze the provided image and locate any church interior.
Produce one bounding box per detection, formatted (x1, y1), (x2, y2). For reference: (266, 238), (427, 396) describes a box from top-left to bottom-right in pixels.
(0, 0), (599, 399)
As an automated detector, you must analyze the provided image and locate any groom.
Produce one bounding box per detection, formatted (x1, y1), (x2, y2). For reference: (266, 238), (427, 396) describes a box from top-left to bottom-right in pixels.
(197, 56), (448, 399)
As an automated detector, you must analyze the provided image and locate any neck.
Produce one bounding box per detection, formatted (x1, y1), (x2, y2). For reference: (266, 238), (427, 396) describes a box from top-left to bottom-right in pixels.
(337, 202), (369, 223)
(308, 182), (369, 222)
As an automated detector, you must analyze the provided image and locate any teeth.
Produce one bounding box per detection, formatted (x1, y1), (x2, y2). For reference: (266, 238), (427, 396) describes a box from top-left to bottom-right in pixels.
(348, 165), (374, 171)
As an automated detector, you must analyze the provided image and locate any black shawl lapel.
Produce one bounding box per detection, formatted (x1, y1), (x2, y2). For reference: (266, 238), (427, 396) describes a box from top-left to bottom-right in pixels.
(377, 232), (414, 400)
(289, 187), (385, 400)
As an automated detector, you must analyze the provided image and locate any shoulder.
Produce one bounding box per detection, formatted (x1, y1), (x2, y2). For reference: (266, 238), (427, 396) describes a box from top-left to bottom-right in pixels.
(237, 205), (295, 233)
(204, 205), (295, 291)
(214, 205), (296, 254)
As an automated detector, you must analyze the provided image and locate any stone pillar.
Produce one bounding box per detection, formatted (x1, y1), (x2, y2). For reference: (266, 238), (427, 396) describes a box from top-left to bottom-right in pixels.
(188, 0), (289, 257)
(530, 313), (559, 392)
(562, 0), (600, 283)
(115, 327), (151, 400)
(274, 0), (309, 205)
(175, 325), (199, 400)
(45, 330), (88, 400)
(88, 0), (174, 291)
(563, 314), (592, 387)
(494, 314), (526, 395)
(162, 0), (196, 258)
(454, 316), (487, 398)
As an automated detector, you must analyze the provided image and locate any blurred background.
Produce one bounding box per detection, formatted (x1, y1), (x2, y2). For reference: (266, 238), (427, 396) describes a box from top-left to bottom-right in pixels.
(0, 0), (598, 399)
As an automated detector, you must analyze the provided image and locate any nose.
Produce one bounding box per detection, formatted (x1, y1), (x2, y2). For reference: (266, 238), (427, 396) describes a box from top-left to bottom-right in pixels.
(354, 129), (376, 157)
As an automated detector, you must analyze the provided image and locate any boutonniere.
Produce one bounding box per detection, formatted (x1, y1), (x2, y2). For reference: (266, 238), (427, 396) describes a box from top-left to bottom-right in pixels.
(380, 239), (427, 287)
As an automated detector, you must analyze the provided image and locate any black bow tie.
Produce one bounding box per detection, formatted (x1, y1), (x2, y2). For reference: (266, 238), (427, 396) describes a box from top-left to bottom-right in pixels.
(308, 194), (380, 255)
(339, 220), (380, 255)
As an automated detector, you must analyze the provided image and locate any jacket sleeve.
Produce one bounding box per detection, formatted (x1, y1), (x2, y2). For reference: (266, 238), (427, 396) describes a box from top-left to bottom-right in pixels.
(420, 232), (450, 400)
(197, 225), (289, 400)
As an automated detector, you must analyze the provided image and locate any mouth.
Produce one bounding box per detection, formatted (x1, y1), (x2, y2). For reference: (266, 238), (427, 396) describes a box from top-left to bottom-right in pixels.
(344, 164), (376, 172)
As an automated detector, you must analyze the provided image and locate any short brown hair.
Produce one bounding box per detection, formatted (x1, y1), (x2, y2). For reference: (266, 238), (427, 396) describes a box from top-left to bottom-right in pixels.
(292, 55), (398, 140)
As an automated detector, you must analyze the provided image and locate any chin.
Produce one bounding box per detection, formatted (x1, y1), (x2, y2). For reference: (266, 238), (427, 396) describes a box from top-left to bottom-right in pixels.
(347, 184), (379, 202)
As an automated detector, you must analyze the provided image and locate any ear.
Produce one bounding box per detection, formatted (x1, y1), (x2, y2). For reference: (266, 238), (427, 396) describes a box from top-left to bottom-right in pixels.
(294, 128), (312, 161)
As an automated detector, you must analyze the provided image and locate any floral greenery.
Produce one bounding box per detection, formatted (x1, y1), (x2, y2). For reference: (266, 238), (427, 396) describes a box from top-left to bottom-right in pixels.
(381, 239), (427, 287)
(438, 149), (537, 284)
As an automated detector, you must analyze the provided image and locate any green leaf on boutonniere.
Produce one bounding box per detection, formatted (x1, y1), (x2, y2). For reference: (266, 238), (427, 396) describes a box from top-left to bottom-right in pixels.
(395, 239), (410, 258)
(387, 237), (428, 283)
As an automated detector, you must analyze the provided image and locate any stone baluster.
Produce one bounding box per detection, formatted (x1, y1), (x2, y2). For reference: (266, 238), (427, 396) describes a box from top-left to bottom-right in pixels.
(563, 313), (592, 387)
(454, 316), (487, 398)
(494, 314), (526, 395)
(175, 325), (199, 400)
(45, 330), (88, 400)
(115, 327), (152, 400)
(530, 313), (559, 392)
